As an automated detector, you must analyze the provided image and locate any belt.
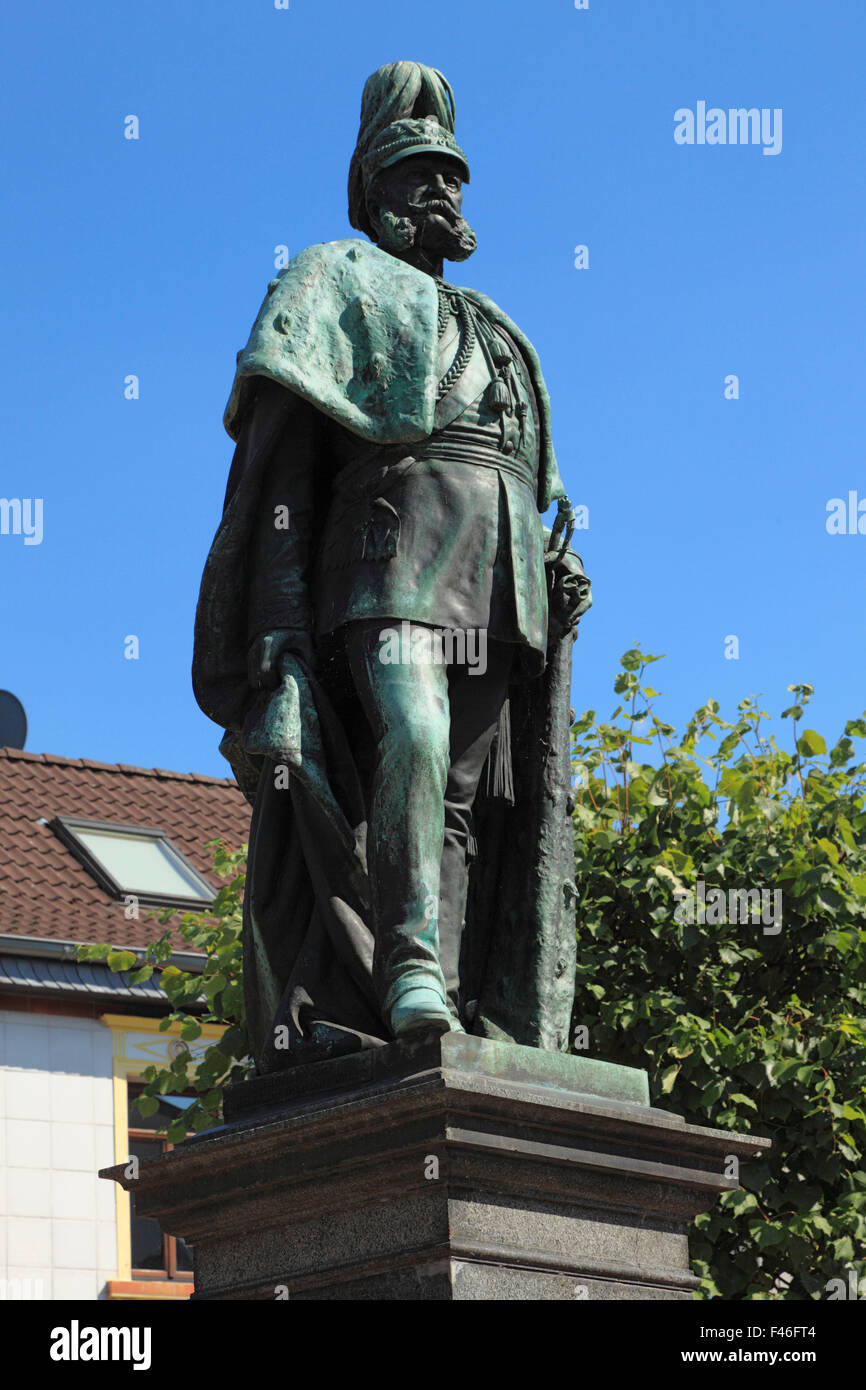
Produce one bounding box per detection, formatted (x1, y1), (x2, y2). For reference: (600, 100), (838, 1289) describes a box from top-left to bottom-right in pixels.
(331, 441), (538, 500)
(411, 439), (537, 490)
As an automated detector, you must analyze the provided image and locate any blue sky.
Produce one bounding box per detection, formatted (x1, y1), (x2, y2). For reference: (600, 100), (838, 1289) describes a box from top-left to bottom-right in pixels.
(1, 0), (863, 777)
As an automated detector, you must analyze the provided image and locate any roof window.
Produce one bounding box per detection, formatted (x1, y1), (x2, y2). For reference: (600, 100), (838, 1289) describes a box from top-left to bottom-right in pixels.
(50, 816), (215, 908)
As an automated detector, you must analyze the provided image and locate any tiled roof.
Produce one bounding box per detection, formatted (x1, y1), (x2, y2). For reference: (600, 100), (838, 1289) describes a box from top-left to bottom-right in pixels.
(0, 748), (250, 949)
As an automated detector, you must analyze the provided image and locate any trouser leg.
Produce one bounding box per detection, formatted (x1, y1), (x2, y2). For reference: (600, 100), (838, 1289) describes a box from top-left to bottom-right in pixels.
(345, 620), (512, 1021)
(345, 621), (451, 1015)
(437, 643), (513, 1015)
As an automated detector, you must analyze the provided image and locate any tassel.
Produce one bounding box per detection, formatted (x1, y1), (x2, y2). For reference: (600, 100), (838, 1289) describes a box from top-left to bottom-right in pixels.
(516, 400), (528, 448)
(486, 698), (515, 805)
(487, 377), (511, 414)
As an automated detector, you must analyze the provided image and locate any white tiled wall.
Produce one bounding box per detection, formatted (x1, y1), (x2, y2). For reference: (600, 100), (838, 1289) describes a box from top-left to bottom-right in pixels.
(0, 1011), (117, 1300)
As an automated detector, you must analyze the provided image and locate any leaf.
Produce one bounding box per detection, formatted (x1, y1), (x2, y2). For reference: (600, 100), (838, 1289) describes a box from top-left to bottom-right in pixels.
(166, 1117), (189, 1145)
(770, 1058), (802, 1085)
(106, 951), (137, 973)
(723, 1190), (758, 1216)
(797, 729), (827, 757)
(733, 777), (759, 809)
(749, 1221), (786, 1248)
(76, 942), (111, 961)
(700, 1079), (725, 1108)
(823, 930), (856, 954)
(659, 1064), (679, 1094)
(127, 965), (154, 985)
(830, 737), (856, 767)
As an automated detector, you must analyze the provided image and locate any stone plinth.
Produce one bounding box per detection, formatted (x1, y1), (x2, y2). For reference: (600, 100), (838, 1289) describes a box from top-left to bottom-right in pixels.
(101, 1034), (769, 1300)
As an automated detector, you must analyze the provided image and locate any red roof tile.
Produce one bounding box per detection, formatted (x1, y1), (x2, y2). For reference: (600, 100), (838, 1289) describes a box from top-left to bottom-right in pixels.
(0, 748), (250, 950)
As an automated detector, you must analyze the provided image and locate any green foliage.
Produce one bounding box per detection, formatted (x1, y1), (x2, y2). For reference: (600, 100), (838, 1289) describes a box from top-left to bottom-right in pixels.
(76, 840), (251, 1143)
(571, 651), (866, 1299)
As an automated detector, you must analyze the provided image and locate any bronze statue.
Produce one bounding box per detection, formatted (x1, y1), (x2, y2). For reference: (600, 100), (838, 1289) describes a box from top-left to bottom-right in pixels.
(192, 61), (591, 1071)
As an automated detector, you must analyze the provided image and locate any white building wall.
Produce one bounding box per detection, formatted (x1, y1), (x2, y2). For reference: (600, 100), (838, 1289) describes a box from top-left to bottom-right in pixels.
(0, 1009), (117, 1300)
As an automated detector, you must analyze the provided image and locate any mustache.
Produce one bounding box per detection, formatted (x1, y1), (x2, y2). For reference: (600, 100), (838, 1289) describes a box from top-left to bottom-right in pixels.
(406, 196), (460, 225)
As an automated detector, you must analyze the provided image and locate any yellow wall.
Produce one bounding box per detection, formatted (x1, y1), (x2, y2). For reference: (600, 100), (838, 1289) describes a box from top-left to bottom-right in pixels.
(99, 1013), (225, 1284)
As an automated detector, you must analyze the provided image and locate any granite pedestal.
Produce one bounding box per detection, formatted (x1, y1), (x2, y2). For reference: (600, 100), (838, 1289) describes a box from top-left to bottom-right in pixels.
(102, 1033), (769, 1300)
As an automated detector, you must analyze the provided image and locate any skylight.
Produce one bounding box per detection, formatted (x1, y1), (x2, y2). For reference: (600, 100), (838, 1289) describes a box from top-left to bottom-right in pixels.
(50, 817), (215, 907)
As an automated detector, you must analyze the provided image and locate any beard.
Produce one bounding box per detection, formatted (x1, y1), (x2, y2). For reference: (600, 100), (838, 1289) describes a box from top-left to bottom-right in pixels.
(377, 198), (477, 263)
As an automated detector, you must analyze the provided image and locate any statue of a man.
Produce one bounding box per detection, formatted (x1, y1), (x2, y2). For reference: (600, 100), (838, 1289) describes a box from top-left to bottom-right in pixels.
(193, 62), (591, 1071)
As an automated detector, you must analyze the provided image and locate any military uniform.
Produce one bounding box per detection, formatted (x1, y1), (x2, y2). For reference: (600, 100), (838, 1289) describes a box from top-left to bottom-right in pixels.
(246, 277), (551, 1016)
(314, 283), (547, 672)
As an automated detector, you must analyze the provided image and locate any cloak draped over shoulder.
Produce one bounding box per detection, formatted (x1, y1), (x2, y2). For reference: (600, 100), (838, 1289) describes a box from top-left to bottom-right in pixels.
(224, 240), (566, 510)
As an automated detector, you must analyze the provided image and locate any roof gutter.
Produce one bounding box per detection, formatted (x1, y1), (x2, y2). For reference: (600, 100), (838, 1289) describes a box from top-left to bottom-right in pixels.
(0, 933), (206, 973)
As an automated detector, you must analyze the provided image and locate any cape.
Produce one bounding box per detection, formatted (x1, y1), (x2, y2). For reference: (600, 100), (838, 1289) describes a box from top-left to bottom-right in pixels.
(193, 241), (581, 1070)
(224, 238), (567, 513)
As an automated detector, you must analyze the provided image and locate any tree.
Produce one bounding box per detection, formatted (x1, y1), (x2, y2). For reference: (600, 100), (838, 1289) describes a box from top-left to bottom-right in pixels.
(570, 649), (866, 1299)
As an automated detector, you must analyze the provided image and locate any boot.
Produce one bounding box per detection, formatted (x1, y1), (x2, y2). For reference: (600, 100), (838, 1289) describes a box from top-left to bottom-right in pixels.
(389, 985), (453, 1039)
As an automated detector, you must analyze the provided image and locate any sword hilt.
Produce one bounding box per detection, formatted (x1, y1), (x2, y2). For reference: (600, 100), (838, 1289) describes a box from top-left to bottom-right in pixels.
(549, 495), (575, 558)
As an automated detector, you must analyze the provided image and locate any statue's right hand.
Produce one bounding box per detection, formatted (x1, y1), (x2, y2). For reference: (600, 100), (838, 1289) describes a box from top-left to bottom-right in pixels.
(248, 627), (315, 688)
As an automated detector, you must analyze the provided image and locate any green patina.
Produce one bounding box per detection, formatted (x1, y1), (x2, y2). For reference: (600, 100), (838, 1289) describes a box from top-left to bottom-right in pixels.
(439, 1033), (650, 1106)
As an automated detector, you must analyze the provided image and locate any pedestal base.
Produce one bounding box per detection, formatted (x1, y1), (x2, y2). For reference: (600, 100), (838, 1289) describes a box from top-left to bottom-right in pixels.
(102, 1034), (768, 1300)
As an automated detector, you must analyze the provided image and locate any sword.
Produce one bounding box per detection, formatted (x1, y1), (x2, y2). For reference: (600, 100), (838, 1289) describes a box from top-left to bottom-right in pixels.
(548, 495), (575, 560)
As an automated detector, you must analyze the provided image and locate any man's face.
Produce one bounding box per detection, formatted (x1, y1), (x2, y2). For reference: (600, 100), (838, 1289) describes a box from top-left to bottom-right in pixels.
(377, 154), (464, 239)
(370, 153), (475, 262)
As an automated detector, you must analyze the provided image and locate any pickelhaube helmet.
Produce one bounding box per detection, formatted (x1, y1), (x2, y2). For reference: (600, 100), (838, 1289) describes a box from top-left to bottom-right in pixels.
(348, 62), (471, 239)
